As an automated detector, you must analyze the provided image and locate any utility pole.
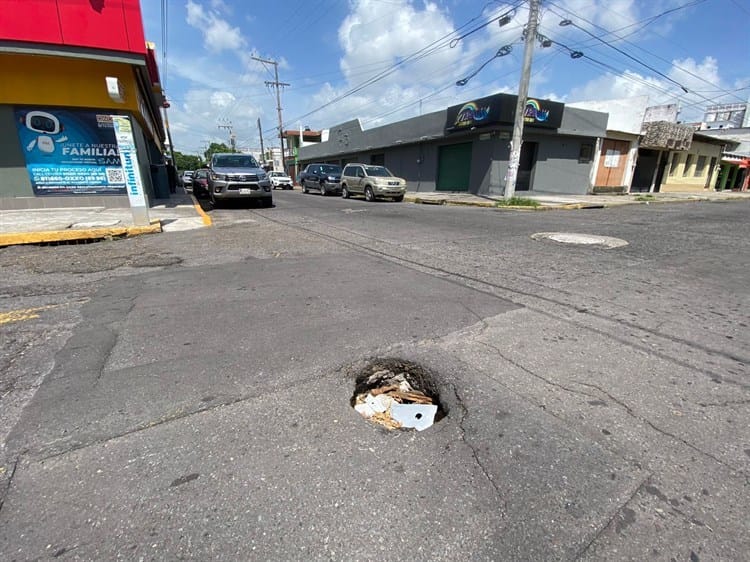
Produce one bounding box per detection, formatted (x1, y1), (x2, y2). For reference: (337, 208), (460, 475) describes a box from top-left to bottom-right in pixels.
(504, 0), (540, 200)
(217, 120), (236, 151)
(252, 55), (289, 173)
(257, 118), (266, 167)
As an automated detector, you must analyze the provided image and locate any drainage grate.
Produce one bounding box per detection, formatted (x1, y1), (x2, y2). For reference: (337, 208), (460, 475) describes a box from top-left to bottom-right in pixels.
(350, 358), (446, 431)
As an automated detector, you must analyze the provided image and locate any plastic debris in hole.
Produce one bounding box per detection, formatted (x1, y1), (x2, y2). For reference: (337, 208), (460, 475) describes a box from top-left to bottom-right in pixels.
(353, 368), (438, 431)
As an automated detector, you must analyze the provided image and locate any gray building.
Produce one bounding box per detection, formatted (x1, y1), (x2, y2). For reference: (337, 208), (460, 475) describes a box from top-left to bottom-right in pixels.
(299, 92), (608, 196)
(702, 102), (749, 130)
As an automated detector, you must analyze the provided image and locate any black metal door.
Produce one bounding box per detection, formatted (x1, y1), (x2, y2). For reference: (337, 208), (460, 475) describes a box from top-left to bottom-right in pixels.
(516, 142), (538, 191)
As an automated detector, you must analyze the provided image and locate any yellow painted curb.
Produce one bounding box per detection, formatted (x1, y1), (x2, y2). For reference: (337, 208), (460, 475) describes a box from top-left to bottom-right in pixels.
(0, 221), (162, 247)
(190, 194), (213, 226)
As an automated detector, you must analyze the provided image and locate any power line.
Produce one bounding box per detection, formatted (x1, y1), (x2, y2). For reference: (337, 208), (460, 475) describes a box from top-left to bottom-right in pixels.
(281, 1), (526, 129)
(546, 1), (746, 105)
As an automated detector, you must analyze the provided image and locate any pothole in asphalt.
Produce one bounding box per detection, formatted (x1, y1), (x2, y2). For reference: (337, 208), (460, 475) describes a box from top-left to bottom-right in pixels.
(531, 232), (628, 249)
(350, 358), (447, 432)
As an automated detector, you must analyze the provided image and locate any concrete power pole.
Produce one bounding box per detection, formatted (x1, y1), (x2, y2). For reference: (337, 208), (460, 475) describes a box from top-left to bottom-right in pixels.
(218, 121), (236, 151)
(257, 118), (266, 167)
(252, 55), (289, 174)
(504, 0), (540, 200)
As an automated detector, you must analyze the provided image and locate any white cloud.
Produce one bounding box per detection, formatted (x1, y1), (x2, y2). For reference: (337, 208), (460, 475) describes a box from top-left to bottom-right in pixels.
(289, 0), (501, 130)
(567, 56), (737, 122)
(338, 0), (474, 88)
(164, 87), (266, 155)
(186, 0), (246, 53)
(209, 91), (237, 108)
(549, 0), (639, 32)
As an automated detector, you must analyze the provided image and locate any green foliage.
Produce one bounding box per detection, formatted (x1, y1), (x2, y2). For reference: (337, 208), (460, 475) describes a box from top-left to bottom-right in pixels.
(172, 150), (203, 172)
(204, 142), (236, 162)
(634, 194), (656, 201)
(495, 197), (540, 207)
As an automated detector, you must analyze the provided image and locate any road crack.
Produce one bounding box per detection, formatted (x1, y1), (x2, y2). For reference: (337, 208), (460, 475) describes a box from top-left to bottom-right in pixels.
(446, 382), (505, 509)
(576, 381), (744, 476)
(573, 476), (651, 560)
(0, 457), (18, 513)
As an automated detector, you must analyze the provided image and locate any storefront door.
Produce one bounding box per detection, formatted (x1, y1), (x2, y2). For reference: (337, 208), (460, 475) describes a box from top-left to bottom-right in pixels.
(516, 142), (538, 191)
(437, 142), (472, 191)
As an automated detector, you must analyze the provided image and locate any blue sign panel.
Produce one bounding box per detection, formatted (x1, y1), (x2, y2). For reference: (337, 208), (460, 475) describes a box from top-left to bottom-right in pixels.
(14, 107), (127, 196)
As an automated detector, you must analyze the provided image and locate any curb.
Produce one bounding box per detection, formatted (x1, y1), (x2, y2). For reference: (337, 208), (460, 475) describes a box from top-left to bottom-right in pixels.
(189, 193), (213, 226)
(0, 221), (162, 248)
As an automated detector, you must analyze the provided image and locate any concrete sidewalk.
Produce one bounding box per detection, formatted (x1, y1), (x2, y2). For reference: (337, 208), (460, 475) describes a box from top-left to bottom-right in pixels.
(2, 188), (748, 247)
(405, 189), (750, 209)
(0, 191), (210, 247)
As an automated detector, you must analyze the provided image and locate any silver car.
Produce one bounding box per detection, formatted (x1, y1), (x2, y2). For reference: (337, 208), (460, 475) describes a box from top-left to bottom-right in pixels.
(208, 153), (272, 207)
(340, 164), (407, 202)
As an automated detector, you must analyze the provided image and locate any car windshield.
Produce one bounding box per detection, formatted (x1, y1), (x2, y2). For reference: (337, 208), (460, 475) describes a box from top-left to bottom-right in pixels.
(320, 165), (341, 174)
(213, 155), (259, 168)
(184, 171), (193, 176)
(364, 166), (393, 177)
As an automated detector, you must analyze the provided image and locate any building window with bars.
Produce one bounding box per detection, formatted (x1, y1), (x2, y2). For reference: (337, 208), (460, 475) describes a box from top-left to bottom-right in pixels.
(694, 156), (707, 177)
(682, 154), (694, 177)
(669, 153), (680, 176)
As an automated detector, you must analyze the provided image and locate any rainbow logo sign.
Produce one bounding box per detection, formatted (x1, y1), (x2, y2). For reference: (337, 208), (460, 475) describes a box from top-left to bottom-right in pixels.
(524, 99), (550, 123)
(453, 102), (491, 128)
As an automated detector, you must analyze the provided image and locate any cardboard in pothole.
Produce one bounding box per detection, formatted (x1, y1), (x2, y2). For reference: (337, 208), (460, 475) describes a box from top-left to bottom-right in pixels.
(351, 359), (445, 431)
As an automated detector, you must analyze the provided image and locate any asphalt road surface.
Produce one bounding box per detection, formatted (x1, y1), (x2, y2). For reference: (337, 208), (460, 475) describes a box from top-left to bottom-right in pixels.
(1, 191), (748, 561)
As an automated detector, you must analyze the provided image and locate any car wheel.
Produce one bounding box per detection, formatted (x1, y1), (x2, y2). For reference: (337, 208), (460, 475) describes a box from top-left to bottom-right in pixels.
(207, 190), (216, 209)
(261, 197), (273, 208)
(393, 194), (404, 202)
(302, 183), (308, 194)
(365, 186), (375, 202)
(320, 183), (327, 196)
(342, 185), (350, 199)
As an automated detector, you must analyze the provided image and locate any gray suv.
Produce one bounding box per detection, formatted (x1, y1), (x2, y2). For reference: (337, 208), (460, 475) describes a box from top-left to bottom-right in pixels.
(208, 153), (272, 207)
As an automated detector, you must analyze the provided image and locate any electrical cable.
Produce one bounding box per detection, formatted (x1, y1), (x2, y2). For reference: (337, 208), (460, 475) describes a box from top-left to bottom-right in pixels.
(279, 1), (526, 130)
(546, 1), (746, 105)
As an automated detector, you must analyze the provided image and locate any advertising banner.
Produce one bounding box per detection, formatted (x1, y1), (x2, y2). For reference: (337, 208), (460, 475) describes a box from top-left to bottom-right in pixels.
(14, 107), (127, 196)
(111, 115), (148, 211)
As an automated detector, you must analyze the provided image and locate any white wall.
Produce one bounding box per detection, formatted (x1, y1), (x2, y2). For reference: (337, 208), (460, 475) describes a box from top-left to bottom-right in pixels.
(568, 96), (649, 135)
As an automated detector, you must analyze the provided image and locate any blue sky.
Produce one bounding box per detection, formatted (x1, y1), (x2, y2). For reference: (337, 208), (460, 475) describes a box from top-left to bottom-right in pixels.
(140, 0), (750, 156)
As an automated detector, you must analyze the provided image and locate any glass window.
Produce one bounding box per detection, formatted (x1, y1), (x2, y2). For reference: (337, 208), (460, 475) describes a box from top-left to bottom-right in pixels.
(694, 156), (707, 177)
(213, 154), (259, 168)
(669, 153), (680, 176)
(364, 166), (393, 177)
(682, 154), (694, 177)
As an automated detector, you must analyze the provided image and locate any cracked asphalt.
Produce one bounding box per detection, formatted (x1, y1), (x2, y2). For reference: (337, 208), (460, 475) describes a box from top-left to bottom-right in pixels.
(0, 191), (748, 561)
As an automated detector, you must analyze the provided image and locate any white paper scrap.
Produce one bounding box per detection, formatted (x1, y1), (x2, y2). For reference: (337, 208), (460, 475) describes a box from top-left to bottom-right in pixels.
(390, 403), (438, 431)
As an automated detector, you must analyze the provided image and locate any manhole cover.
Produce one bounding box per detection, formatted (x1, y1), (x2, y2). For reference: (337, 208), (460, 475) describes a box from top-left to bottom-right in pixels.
(350, 358), (446, 431)
(531, 232), (628, 248)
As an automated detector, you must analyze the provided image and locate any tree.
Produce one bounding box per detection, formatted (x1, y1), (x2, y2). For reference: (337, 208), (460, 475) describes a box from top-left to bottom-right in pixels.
(172, 150), (203, 171)
(204, 142), (235, 163)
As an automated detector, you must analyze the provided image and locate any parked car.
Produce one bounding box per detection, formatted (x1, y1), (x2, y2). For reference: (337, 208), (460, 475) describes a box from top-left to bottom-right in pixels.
(340, 164), (407, 202)
(268, 170), (293, 190)
(207, 153), (272, 207)
(299, 163), (342, 195)
(191, 168), (209, 197)
(178, 170), (194, 189)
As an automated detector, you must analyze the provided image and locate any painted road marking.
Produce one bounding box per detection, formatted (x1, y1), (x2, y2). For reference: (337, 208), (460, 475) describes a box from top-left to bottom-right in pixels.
(0, 304), (61, 325)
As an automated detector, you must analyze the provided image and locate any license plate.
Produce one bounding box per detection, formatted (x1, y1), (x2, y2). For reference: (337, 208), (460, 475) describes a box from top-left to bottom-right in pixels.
(239, 188), (252, 194)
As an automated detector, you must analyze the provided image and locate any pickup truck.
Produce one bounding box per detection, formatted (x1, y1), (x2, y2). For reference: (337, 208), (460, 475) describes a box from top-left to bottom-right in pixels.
(207, 153), (272, 207)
